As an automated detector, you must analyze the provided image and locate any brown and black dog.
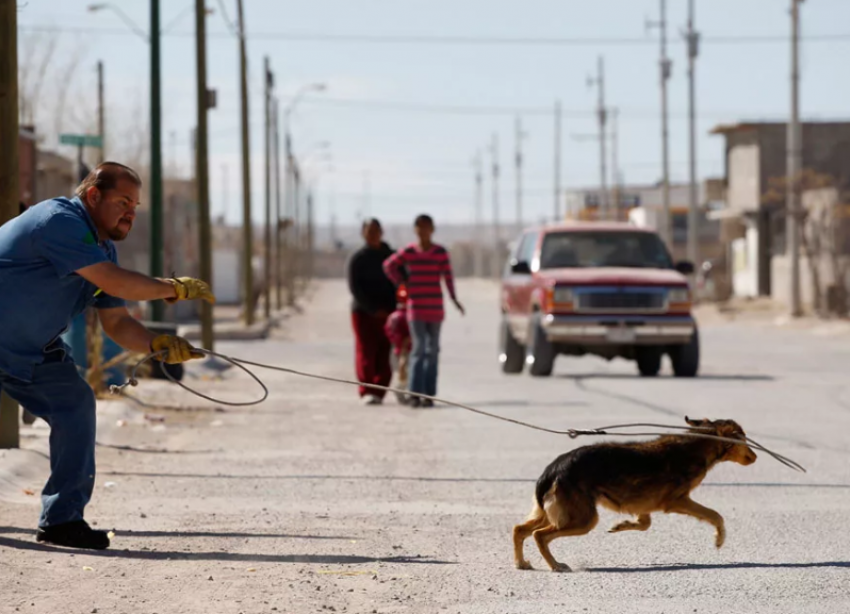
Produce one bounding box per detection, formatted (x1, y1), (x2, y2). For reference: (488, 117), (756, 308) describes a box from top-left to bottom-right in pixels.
(513, 417), (758, 572)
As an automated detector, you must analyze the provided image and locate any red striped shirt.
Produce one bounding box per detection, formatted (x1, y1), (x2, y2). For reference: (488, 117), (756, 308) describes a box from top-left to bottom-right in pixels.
(383, 243), (457, 322)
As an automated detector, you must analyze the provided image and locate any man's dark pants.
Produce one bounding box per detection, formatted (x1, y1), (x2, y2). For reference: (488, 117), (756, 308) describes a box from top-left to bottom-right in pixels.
(351, 311), (392, 399)
(0, 353), (97, 528)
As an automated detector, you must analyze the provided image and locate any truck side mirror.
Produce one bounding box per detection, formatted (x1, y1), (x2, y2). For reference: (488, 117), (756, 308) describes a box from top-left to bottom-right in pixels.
(511, 260), (532, 275)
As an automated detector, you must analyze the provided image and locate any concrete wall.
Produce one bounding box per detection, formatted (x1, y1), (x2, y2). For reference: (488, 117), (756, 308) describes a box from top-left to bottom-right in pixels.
(772, 253), (850, 311)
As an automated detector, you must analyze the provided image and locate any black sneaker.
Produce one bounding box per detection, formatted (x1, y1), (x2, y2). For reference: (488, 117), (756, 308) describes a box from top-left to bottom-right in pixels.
(421, 399), (435, 408)
(407, 396), (422, 408)
(36, 520), (110, 550)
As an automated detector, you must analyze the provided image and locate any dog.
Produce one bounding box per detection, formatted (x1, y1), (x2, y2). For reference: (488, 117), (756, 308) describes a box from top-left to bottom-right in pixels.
(513, 416), (758, 572)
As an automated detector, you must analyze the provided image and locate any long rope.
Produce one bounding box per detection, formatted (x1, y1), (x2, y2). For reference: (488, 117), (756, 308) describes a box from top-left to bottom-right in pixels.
(110, 350), (806, 473)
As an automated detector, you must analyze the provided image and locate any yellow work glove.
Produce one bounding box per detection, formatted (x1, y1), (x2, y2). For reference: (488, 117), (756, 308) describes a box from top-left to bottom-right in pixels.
(165, 277), (216, 304)
(150, 334), (205, 364)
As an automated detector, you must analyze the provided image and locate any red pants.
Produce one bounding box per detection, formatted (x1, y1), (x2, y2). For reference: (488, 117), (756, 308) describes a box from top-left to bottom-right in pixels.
(351, 311), (392, 399)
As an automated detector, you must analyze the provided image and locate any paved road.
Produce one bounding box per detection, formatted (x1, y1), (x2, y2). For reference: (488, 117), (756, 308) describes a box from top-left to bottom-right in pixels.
(2, 279), (849, 613)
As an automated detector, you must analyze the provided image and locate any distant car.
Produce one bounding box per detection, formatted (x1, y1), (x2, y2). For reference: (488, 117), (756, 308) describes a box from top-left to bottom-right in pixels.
(499, 222), (699, 377)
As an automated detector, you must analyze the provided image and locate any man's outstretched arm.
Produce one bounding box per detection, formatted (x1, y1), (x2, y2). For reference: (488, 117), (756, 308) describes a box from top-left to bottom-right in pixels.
(77, 262), (214, 304)
(78, 262), (176, 302)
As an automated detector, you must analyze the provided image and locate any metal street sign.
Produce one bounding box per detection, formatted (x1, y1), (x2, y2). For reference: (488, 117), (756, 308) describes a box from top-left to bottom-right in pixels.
(60, 133), (103, 148)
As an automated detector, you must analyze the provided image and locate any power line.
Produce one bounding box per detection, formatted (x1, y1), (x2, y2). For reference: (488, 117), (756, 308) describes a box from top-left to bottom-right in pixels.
(215, 0), (239, 38)
(18, 24), (850, 46)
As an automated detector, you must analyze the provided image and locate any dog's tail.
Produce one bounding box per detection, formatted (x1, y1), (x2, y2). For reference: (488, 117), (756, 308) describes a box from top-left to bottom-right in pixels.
(535, 468), (558, 510)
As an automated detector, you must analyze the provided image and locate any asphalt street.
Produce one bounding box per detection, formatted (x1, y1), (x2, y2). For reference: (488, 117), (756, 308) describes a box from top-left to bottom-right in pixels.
(1, 279), (849, 614)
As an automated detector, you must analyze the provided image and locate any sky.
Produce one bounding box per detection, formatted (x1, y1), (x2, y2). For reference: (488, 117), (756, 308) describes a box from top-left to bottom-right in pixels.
(16, 0), (850, 231)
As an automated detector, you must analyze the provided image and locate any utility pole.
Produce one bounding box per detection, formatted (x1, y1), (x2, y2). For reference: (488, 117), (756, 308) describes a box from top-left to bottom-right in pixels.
(685, 0), (700, 267)
(515, 116), (526, 232)
(150, 0), (164, 321)
(196, 0), (213, 350)
(554, 100), (562, 222)
(0, 0), (20, 449)
(97, 61), (105, 162)
(306, 190), (314, 281)
(610, 106), (621, 218)
(490, 133), (501, 278)
(473, 151), (484, 277)
(263, 56), (273, 320)
(647, 0), (673, 246)
(588, 57), (608, 221)
(788, 0), (803, 317)
(284, 137), (295, 306)
(273, 97), (283, 310)
(236, 0), (254, 325)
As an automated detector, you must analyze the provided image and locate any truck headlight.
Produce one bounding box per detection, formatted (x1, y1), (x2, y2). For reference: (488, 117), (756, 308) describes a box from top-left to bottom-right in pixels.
(668, 288), (690, 303)
(553, 287), (575, 303)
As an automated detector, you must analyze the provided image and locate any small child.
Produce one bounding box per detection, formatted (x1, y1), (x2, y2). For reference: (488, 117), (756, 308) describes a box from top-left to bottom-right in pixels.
(385, 284), (412, 404)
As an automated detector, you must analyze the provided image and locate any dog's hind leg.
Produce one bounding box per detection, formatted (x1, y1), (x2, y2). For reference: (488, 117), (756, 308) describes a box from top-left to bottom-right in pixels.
(665, 497), (726, 548)
(532, 495), (599, 573)
(512, 502), (549, 570)
(608, 514), (652, 534)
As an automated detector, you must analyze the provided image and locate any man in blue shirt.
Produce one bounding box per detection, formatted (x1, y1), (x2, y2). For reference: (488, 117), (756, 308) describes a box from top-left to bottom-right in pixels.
(0, 162), (215, 550)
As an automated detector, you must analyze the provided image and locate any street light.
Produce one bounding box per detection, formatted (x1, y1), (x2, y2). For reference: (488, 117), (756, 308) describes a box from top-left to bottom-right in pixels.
(87, 2), (214, 322)
(87, 3), (210, 38)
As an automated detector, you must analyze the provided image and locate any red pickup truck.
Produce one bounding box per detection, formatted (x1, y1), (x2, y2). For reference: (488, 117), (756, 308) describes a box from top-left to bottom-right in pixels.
(499, 222), (699, 377)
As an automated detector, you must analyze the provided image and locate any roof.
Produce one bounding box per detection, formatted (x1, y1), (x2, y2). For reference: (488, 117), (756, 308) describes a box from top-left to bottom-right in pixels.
(710, 120), (850, 136)
(709, 122), (784, 136)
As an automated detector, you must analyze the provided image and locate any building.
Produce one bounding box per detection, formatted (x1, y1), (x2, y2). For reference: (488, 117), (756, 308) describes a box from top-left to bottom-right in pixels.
(35, 150), (76, 203)
(708, 121), (850, 304)
(564, 181), (723, 263)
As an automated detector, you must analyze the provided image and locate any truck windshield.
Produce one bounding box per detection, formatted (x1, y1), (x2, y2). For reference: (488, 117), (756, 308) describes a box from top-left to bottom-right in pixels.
(539, 231), (674, 269)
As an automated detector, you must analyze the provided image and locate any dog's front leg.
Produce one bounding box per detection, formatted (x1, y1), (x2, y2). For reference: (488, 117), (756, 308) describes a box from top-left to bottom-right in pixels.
(666, 498), (726, 548)
(608, 514), (652, 534)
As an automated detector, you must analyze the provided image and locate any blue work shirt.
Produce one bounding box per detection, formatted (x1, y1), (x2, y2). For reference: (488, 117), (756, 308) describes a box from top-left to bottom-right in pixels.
(0, 196), (125, 382)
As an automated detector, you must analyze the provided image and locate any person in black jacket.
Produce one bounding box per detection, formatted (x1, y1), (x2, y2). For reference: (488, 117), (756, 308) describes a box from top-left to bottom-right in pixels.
(347, 218), (399, 405)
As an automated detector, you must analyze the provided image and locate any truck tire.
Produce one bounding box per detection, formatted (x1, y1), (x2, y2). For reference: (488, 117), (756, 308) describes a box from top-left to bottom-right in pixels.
(670, 328), (700, 378)
(499, 318), (526, 374)
(526, 313), (555, 377)
(635, 347), (662, 377)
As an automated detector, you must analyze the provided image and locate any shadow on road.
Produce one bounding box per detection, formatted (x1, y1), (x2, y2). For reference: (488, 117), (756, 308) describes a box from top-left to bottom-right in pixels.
(100, 471), (534, 484)
(558, 373), (774, 381)
(0, 526), (354, 540)
(0, 535), (455, 565)
(587, 560), (850, 573)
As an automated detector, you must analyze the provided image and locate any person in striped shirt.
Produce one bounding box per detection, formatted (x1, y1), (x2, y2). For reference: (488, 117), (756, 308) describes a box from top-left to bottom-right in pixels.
(383, 214), (464, 407)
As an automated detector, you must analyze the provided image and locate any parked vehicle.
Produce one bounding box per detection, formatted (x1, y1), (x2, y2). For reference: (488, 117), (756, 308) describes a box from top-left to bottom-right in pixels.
(499, 222), (699, 377)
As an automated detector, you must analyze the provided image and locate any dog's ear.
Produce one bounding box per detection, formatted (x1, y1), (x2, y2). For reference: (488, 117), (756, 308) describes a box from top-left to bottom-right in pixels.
(685, 416), (711, 427)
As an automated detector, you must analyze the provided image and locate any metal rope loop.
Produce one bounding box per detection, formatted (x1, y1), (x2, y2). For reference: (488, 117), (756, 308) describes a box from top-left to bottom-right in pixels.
(108, 351), (806, 473)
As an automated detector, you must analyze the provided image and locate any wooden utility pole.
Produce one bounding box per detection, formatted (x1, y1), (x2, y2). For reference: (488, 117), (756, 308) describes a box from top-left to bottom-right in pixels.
(237, 0), (254, 325)
(0, 0), (20, 448)
(788, 0), (803, 317)
(263, 56), (273, 320)
(554, 100), (562, 222)
(273, 97), (283, 310)
(196, 0), (214, 350)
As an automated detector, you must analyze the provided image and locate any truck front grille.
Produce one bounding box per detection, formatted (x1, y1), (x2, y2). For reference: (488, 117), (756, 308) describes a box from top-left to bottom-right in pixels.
(575, 289), (666, 313)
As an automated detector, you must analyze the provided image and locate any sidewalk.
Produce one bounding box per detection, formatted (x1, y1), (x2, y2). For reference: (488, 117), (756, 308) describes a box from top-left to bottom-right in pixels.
(695, 297), (850, 337)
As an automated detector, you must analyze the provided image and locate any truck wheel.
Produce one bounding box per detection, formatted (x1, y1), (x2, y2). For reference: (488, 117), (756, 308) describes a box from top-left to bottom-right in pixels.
(670, 328), (700, 378)
(526, 313), (555, 377)
(635, 347), (662, 377)
(499, 318), (526, 374)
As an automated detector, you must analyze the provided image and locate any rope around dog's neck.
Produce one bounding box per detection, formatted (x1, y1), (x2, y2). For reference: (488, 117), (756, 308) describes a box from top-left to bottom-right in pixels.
(110, 349), (806, 473)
